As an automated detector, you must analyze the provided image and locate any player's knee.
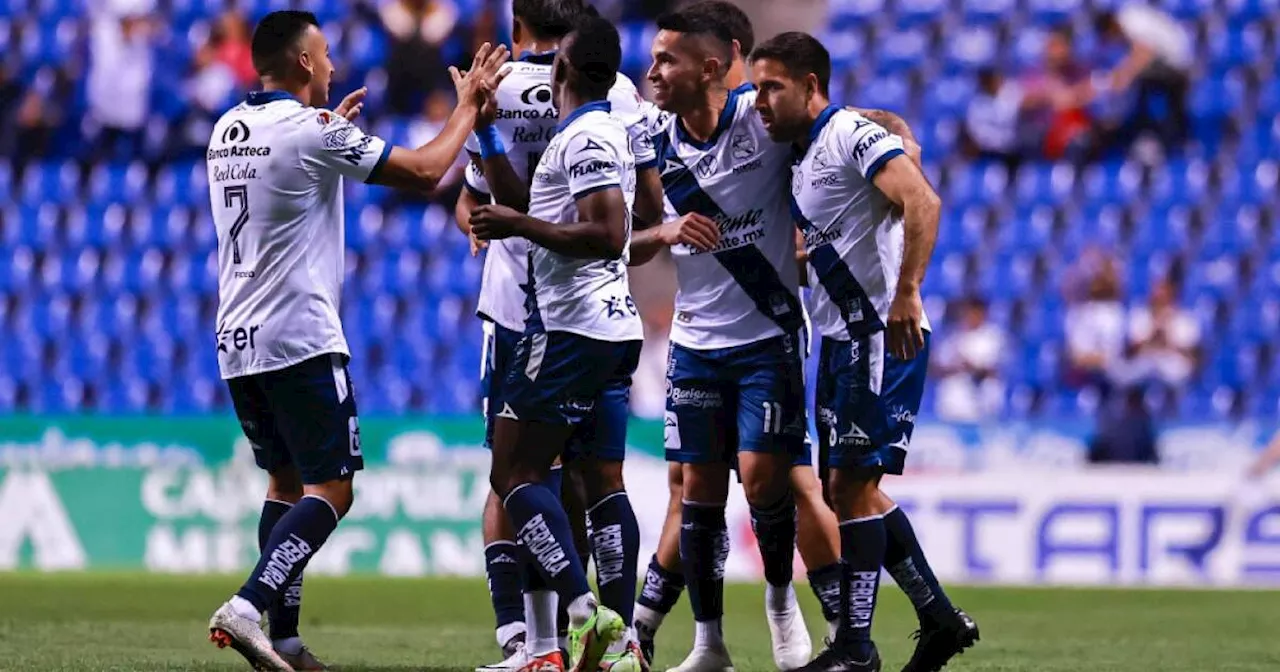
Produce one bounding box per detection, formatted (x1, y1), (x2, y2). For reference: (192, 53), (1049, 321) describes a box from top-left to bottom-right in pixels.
(682, 463), (730, 504)
(304, 478), (354, 519)
(828, 469), (881, 516)
(666, 462), (684, 498)
(582, 460), (625, 503)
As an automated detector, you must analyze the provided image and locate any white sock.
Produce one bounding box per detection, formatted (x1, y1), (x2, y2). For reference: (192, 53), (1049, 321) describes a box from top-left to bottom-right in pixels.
(229, 595), (260, 622)
(558, 635), (569, 653)
(694, 619), (724, 649)
(272, 636), (302, 655)
(525, 590), (559, 656)
(496, 621), (527, 649)
(634, 603), (665, 638)
(567, 593), (597, 629)
(826, 619), (839, 644)
(765, 582), (795, 613)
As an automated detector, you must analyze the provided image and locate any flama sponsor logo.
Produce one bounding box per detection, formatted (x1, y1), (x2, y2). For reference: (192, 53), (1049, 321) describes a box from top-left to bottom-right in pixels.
(853, 130), (889, 162)
(340, 136), (374, 166)
(569, 158), (613, 179)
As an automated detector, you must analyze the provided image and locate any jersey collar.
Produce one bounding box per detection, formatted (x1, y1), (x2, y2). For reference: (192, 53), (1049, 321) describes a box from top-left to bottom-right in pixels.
(556, 100), (612, 134)
(675, 86), (741, 151)
(246, 90), (298, 106)
(519, 50), (557, 64)
(807, 104), (841, 147)
(732, 82), (755, 94)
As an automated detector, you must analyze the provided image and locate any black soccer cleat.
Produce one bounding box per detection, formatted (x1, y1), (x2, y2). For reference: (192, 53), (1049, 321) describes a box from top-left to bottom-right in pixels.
(638, 637), (655, 669)
(502, 632), (527, 659)
(796, 641), (881, 672)
(900, 608), (980, 672)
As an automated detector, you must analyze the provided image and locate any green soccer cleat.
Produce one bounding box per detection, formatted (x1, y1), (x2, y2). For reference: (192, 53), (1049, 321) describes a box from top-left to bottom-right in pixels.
(569, 606), (626, 672)
(601, 642), (648, 672)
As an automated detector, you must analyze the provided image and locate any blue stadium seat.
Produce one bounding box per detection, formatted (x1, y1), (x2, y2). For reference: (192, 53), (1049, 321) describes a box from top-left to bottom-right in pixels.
(943, 27), (997, 73)
(829, 0), (886, 27)
(1208, 23), (1266, 70)
(874, 29), (930, 73)
(921, 75), (973, 121)
(1026, 0), (1081, 24)
(1160, 0), (1216, 20)
(894, 0), (947, 27)
(857, 76), (911, 116)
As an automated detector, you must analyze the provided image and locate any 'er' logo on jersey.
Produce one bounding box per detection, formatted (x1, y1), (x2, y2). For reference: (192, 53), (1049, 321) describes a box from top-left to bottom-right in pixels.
(651, 85), (804, 351)
(790, 106), (931, 342)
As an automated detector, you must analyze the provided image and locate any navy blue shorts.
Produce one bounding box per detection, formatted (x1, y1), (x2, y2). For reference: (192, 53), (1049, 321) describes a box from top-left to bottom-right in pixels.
(499, 329), (640, 462)
(664, 332), (808, 465)
(815, 332), (929, 475)
(227, 353), (364, 485)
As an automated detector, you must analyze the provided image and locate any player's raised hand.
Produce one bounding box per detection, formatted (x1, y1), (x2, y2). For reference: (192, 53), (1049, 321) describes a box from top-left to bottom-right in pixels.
(451, 42), (511, 110)
(658, 213), (721, 252)
(470, 204), (525, 241)
(886, 286), (926, 361)
(902, 136), (923, 166)
(333, 87), (368, 122)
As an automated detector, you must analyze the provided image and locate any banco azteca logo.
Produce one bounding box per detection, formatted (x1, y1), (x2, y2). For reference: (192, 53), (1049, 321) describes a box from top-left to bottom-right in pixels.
(221, 120), (251, 144)
(521, 83), (553, 106)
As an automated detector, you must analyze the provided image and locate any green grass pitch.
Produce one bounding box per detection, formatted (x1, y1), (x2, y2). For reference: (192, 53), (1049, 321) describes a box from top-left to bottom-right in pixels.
(1, 573), (1278, 671)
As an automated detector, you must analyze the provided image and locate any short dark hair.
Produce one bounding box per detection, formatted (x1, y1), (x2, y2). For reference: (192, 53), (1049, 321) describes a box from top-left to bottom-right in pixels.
(749, 31), (831, 95)
(513, 0), (586, 41)
(1092, 11), (1119, 36)
(251, 10), (319, 78)
(655, 5), (735, 64)
(677, 1), (754, 56)
(563, 13), (621, 99)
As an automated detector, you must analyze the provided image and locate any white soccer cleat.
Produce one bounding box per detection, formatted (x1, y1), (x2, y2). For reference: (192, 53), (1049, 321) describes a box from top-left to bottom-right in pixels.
(666, 645), (735, 672)
(766, 587), (812, 670)
(477, 639), (531, 672)
(208, 602), (294, 672)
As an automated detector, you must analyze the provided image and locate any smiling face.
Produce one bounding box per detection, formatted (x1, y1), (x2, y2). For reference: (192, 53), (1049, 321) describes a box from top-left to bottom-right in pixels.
(750, 57), (813, 143)
(647, 29), (721, 113)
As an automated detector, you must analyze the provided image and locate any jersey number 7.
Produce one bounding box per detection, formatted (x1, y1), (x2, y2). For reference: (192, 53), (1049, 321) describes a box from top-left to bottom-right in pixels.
(224, 185), (250, 264)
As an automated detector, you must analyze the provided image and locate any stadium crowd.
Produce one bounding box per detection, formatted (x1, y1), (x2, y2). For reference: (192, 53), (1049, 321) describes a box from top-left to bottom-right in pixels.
(0, 0), (1277, 426)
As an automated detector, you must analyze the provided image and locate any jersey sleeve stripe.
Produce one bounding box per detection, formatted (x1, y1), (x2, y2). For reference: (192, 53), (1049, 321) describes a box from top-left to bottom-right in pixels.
(365, 143), (394, 184)
(863, 147), (904, 182)
(572, 183), (621, 201)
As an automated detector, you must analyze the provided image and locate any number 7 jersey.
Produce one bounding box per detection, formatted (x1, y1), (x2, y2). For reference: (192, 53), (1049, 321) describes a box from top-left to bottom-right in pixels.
(207, 91), (391, 379)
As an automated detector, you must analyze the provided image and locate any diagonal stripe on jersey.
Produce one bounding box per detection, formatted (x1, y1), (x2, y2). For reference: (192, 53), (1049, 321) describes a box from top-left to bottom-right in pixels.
(789, 195), (884, 338)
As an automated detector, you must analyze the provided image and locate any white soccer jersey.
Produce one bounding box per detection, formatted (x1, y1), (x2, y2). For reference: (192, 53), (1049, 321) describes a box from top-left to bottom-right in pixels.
(653, 84), (804, 350)
(790, 106), (931, 341)
(465, 53), (654, 333)
(525, 101), (644, 342)
(208, 91), (390, 379)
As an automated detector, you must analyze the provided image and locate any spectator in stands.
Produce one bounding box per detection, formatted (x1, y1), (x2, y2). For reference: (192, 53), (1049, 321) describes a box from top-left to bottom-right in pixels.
(87, 0), (156, 163)
(1121, 278), (1200, 391)
(200, 11), (257, 88)
(962, 68), (1027, 171)
(934, 297), (1007, 422)
(380, 0), (459, 115)
(1064, 248), (1125, 397)
(0, 64), (69, 173)
(1020, 26), (1091, 161)
(1087, 385), (1160, 464)
(1090, 6), (1191, 153)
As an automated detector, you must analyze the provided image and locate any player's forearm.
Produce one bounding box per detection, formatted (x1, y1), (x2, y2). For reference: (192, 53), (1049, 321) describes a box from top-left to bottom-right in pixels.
(627, 227), (668, 266)
(410, 104), (479, 190)
(855, 108), (916, 145)
(515, 216), (624, 260)
(480, 154), (530, 212)
(897, 188), (941, 293)
(455, 189), (479, 235)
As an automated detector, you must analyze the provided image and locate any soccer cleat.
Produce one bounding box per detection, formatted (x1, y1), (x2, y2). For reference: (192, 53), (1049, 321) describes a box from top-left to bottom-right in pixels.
(900, 609), (980, 672)
(517, 649), (568, 672)
(767, 590), (813, 670)
(665, 645), (734, 672)
(634, 619), (657, 668)
(277, 646), (328, 671)
(478, 640), (531, 672)
(793, 641), (880, 672)
(601, 641), (649, 672)
(208, 602), (295, 672)
(504, 632), (530, 659)
(569, 606), (626, 672)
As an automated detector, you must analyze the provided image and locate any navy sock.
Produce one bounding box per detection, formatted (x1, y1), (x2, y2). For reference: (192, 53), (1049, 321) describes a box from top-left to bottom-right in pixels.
(807, 562), (843, 624)
(638, 554), (686, 614)
(521, 469), (565, 594)
(749, 490), (797, 588)
(884, 507), (954, 624)
(258, 500), (302, 640)
(486, 541), (525, 631)
(238, 496), (339, 613)
(587, 491), (640, 625)
(838, 516), (886, 655)
(680, 502), (728, 622)
(505, 483), (592, 602)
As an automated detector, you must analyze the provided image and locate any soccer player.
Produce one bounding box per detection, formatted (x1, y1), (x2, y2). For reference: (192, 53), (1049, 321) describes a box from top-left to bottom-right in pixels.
(454, 2), (661, 671)
(625, 3), (851, 667)
(625, 5), (825, 670)
(468, 14), (644, 672)
(750, 32), (980, 672)
(203, 10), (508, 672)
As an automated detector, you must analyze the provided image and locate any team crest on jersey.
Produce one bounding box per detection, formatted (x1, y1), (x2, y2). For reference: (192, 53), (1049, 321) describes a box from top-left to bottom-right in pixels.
(694, 154), (717, 179)
(731, 132), (756, 161)
(812, 146), (831, 171)
(792, 169), (804, 196)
